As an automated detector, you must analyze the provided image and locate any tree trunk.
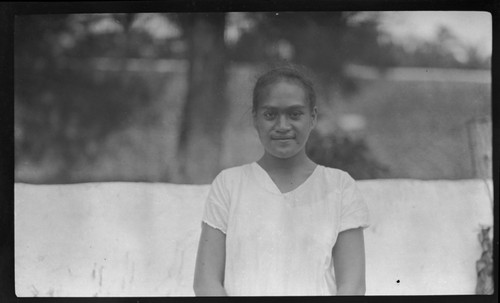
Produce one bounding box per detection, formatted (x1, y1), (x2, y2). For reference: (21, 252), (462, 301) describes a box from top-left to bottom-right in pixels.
(467, 117), (492, 179)
(176, 13), (227, 184)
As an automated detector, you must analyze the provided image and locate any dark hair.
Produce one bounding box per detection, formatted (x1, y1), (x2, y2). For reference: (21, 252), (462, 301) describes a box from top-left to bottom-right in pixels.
(252, 66), (316, 113)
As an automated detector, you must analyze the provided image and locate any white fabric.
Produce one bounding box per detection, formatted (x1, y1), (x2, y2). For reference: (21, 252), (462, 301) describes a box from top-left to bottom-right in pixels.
(202, 162), (370, 296)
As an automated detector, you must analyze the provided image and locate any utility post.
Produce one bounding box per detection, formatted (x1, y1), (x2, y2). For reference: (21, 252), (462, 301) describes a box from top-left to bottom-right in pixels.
(467, 117), (492, 179)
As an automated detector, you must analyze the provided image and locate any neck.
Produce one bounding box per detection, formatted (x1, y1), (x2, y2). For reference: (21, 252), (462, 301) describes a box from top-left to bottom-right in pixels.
(258, 149), (315, 173)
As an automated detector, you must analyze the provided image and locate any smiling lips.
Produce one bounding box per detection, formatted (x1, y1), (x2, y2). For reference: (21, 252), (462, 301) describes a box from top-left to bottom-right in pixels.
(271, 136), (295, 140)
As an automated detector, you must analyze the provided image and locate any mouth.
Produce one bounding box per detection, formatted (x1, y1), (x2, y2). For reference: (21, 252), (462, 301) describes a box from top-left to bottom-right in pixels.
(271, 137), (295, 141)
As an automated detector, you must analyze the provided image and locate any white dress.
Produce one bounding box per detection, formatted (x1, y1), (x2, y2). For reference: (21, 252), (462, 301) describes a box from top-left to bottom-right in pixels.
(202, 162), (370, 296)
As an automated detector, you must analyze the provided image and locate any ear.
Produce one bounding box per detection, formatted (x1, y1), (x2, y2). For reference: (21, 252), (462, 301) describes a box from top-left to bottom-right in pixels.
(311, 106), (318, 128)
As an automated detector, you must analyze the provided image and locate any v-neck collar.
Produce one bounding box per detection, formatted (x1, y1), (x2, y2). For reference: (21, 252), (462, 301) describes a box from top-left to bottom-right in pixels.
(251, 162), (320, 195)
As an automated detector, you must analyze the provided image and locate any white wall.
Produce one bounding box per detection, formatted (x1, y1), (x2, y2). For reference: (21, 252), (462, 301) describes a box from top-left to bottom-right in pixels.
(14, 179), (493, 297)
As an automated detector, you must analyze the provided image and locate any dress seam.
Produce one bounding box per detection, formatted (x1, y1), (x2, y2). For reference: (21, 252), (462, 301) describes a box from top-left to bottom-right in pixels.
(202, 219), (227, 234)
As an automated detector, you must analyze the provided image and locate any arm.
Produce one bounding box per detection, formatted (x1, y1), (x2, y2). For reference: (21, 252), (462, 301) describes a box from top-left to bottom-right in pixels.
(332, 227), (366, 295)
(193, 222), (227, 296)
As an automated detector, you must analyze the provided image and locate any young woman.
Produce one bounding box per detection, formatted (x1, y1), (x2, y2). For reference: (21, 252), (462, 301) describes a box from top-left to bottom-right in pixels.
(193, 66), (370, 296)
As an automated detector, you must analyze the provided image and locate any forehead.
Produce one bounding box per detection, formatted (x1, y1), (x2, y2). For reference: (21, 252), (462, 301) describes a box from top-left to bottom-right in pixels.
(259, 80), (307, 108)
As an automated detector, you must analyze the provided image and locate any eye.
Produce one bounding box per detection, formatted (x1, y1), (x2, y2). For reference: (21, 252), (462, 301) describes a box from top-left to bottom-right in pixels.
(289, 111), (303, 120)
(263, 111), (276, 120)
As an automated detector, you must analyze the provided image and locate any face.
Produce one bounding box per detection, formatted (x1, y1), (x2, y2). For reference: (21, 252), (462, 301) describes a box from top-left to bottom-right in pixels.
(253, 80), (317, 159)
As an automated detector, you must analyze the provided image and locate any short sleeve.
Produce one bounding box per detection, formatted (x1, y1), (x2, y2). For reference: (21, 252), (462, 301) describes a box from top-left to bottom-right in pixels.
(202, 171), (231, 234)
(339, 172), (370, 232)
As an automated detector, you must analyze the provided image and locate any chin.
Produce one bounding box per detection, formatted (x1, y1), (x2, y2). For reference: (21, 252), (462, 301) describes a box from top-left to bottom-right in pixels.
(267, 149), (300, 159)
(263, 139), (305, 159)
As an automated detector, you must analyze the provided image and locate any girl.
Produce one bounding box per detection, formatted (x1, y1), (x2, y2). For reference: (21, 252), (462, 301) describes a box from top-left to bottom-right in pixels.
(193, 66), (369, 296)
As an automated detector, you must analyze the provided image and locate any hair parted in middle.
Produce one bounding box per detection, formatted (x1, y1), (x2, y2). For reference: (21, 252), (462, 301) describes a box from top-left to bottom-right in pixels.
(252, 65), (317, 114)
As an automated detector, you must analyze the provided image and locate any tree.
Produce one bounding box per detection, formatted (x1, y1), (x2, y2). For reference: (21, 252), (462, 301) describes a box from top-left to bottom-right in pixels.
(228, 12), (394, 92)
(175, 13), (228, 184)
(377, 25), (491, 69)
(15, 14), (158, 182)
(15, 13), (231, 184)
(15, 12), (408, 183)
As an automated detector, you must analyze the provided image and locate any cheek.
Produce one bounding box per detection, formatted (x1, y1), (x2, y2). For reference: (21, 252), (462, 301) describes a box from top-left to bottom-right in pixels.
(253, 120), (270, 138)
(299, 123), (314, 139)
(255, 118), (272, 129)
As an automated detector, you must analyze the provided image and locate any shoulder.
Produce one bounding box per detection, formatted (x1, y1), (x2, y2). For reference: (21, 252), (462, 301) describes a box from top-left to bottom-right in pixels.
(315, 166), (359, 194)
(218, 163), (252, 178)
(212, 162), (253, 186)
(318, 165), (352, 183)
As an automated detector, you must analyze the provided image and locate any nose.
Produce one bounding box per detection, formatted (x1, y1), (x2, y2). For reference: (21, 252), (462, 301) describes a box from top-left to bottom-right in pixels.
(276, 114), (292, 131)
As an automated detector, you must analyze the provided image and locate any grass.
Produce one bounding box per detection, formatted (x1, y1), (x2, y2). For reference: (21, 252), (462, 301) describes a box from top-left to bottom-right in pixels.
(340, 80), (491, 179)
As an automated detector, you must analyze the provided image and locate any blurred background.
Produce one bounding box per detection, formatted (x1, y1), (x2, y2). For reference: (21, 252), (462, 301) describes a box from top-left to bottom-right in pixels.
(14, 11), (492, 184)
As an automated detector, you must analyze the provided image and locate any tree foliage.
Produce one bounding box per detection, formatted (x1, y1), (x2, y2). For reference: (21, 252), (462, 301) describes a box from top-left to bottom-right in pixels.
(15, 14), (159, 181)
(384, 26), (491, 70)
(15, 12), (489, 183)
(228, 12), (395, 92)
(306, 129), (389, 179)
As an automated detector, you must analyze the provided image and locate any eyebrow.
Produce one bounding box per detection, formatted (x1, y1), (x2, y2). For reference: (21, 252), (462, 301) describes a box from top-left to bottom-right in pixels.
(260, 105), (307, 110)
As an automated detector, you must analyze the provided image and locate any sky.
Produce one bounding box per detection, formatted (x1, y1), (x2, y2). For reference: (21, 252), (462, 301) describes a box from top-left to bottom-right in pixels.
(376, 11), (492, 59)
